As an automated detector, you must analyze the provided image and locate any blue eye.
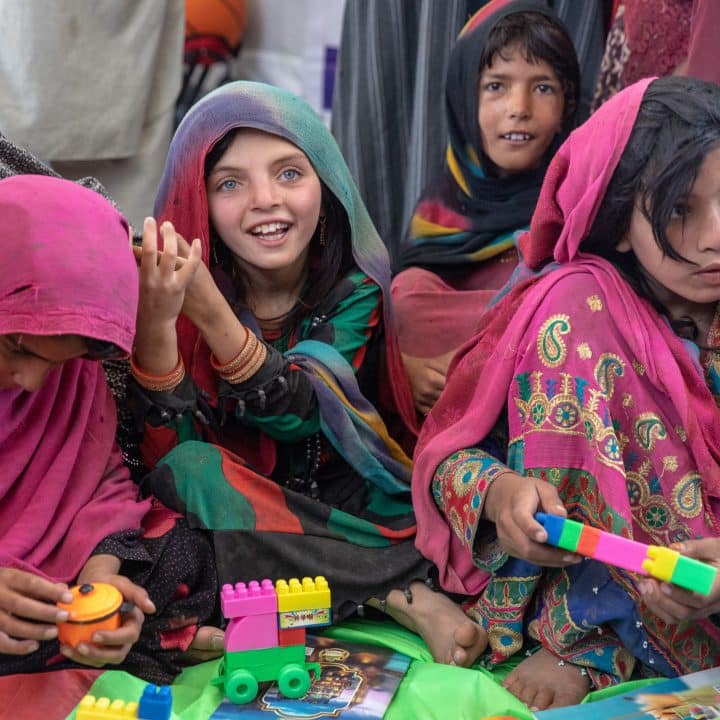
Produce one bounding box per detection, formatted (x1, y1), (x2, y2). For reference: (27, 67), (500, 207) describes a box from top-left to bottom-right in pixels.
(219, 179), (237, 191)
(281, 169), (300, 181)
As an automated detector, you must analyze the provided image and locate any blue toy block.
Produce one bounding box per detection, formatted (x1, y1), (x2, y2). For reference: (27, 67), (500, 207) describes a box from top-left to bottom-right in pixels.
(536, 512), (565, 546)
(138, 684), (172, 720)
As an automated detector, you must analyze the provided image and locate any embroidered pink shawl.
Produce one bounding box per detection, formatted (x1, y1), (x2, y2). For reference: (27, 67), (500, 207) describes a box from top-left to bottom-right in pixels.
(413, 78), (720, 595)
(0, 175), (150, 583)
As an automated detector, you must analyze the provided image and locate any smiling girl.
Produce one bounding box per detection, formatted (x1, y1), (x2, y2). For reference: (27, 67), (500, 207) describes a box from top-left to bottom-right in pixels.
(391, 0), (579, 417)
(131, 81), (484, 665)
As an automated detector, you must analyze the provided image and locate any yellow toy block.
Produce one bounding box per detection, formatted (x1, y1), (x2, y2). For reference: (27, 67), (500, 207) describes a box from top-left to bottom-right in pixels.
(642, 545), (679, 582)
(275, 576), (331, 612)
(76, 695), (139, 720)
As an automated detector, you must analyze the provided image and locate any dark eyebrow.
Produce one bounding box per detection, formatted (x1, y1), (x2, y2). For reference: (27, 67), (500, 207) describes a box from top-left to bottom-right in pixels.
(208, 153), (310, 178)
(482, 72), (558, 83)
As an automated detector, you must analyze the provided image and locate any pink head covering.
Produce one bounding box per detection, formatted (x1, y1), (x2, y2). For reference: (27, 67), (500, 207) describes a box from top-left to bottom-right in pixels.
(0, 175), (150, 583)
(412, 79), (667, 594)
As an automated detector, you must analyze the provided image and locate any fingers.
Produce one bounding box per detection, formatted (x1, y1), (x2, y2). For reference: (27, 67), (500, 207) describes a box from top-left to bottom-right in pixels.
(104, 576), (156, 615)
(0, 630), (42, 656)
(535, 483), (567, 518)
(176, 238), (203, 286)
(158, 221), (179, 281)
(673, 537), (720, 562)
(61, 606), (144, 667)
(139, 217), (159, 281)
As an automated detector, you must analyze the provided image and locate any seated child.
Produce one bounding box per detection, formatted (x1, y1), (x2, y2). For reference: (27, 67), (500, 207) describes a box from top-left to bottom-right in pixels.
(413, 76), (720, 709)
(130, 81), (482, 664)
(0, 175), (221, 684)
(392, 0), (579, 415)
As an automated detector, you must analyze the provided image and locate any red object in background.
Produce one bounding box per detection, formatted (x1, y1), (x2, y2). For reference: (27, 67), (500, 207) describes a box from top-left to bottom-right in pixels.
(185, 0), (247, 54)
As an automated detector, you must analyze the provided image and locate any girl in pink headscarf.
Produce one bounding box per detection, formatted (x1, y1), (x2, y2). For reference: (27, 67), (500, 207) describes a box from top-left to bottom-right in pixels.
(0, 175), (220, 684)
(413, 76), (720, 709)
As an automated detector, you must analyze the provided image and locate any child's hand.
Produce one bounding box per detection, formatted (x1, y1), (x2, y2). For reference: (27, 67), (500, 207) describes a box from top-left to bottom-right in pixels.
(134, 217), (202, 327)
(638, 537), (720, 624)
(483, 474), (581, 567)
(60, 575), (155, 668)
(0, 568), (73, 655)
(402, 352), (452, 416)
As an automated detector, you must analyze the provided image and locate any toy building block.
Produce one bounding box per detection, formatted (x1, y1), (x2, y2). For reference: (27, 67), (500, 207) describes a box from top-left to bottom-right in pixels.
(137, 684), (172, 720)
(76, 695), (138, 720)
(536, 512), (718, 596)
(222, 579), (279, 652)
(275, 576), (331, 613)
(221, 579), (277, 618)
(278, 626), (306, 647)
(278, 606), (332, 629)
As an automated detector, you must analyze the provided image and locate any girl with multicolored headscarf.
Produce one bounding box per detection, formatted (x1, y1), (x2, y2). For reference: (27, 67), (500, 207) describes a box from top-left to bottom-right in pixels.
(413, 76), (720, 709)
(0, 175), (221, 684)
(131, 81), (484, 663)
(391, 0), (579, 416)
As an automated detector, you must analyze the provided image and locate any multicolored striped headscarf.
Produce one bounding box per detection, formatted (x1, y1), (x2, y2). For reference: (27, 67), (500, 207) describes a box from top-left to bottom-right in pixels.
(396, 0), (579, 273)
(155, 80), (418, 455)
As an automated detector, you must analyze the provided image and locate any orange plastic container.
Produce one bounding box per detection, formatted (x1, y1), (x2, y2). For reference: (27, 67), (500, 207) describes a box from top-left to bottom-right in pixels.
(56, 583), (123, 648)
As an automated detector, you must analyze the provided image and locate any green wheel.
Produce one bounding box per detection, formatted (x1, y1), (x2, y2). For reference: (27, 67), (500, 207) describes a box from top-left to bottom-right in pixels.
(226, 668), (259, 704)
(277, 663), (312, 698)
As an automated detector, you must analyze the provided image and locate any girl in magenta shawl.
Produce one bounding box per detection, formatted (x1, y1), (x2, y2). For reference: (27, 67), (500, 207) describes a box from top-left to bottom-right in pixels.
(0, 175), (220, 684)
(413, 76), (720, 710)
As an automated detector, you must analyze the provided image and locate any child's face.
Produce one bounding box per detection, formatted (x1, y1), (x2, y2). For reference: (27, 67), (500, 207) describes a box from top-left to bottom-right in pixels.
(0, 334), (88, 391)
(477, 45), (564, 177)
(206, 128), (323, 279)
(618, 145), (720, 318)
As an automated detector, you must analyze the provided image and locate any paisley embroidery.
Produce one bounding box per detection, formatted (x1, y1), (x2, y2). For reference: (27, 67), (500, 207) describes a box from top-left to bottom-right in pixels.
(672, 472), (702, 519)
(634, 413), (667, 450)
(538, 314), (570, 368)
(594, 353), (625, 400)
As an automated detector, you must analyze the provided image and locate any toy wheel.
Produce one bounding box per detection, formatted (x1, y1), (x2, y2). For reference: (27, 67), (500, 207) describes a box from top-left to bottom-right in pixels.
(226, 668), (259, 704)
(277, 663), (312, 698)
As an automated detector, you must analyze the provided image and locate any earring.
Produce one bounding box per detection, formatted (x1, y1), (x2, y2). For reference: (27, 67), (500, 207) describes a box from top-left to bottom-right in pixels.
(318, 215), (326, 247)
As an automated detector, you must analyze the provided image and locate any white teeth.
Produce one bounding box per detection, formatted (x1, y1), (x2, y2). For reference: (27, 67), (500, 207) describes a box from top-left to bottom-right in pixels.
(251, 222), (288, 235)
(503, 133), (531, 141)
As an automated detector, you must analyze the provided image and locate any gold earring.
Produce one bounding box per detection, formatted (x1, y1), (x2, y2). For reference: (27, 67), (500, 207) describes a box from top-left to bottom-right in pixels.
(319, 215), (326, 247)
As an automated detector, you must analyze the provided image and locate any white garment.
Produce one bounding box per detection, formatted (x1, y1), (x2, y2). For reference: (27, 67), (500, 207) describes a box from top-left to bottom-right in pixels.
(0, 0), (184, 226)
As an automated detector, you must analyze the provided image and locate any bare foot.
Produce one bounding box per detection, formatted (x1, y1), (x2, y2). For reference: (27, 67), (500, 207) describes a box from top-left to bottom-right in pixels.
(377, 582), (487, 666)
(181, 625), (225, 663)
(502, 648), (590, 710)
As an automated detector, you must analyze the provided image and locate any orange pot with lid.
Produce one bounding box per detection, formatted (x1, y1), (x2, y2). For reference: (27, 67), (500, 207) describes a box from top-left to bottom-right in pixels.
(56, 583), (124, 648)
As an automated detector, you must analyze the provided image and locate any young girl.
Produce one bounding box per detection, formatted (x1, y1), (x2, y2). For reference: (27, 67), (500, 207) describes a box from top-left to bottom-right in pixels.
(0, 175), (220, 683)
(391, 0), (579, 415)
(413, 76), (720, 710)
(131, 81), (482, 663)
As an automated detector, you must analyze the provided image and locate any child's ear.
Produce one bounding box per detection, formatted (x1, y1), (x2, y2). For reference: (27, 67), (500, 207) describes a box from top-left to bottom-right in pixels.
(616, 236), (632, 252)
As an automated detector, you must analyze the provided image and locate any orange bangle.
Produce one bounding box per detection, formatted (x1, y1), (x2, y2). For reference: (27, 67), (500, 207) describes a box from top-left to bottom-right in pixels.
(211, 329), (257, 374)
(219, 341), (267, 384)
(130, 352), (185, 392)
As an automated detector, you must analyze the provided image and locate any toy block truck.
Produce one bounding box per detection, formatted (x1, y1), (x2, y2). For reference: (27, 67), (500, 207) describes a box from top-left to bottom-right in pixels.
(214, 576), (332, 704)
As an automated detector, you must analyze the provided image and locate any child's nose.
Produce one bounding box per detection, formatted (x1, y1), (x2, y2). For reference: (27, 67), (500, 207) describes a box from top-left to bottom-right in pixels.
(250, 178), (280, 208)
(507, 88), (531, 119)
(697, 205), (720, 252)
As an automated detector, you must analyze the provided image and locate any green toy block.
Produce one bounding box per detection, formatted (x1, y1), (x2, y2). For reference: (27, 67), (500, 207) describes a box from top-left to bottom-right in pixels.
(557, 517), (583, 552)
(670, 555), (718, 596)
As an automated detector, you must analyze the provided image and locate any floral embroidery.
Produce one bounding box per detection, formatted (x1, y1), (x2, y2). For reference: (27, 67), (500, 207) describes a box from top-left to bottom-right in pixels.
(537, 314), (571, 368)
(622, 393), (633, 407)
(577, 342), (592, 360)
(632, 359), (646, 375)
(586, 295), (603, 312)
(675, 426), (688, 442)
(662, 456), (678, 473)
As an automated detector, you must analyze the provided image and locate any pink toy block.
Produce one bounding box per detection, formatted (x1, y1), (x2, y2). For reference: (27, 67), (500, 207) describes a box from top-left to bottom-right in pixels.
(278, 626), (306, 647)
(593, 533), (650, 575)
(221, 579), (277, 618)
(224, 613), (278, 652)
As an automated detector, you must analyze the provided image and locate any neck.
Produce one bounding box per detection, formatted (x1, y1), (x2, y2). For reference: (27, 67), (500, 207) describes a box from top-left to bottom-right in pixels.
(232, 252), (309, 323)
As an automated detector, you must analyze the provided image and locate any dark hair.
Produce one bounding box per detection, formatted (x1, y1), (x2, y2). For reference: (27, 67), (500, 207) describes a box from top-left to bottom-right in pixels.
(204, 128), (354, 332)
(480, 11), (580, 126)
(581, 76), (720, 339)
